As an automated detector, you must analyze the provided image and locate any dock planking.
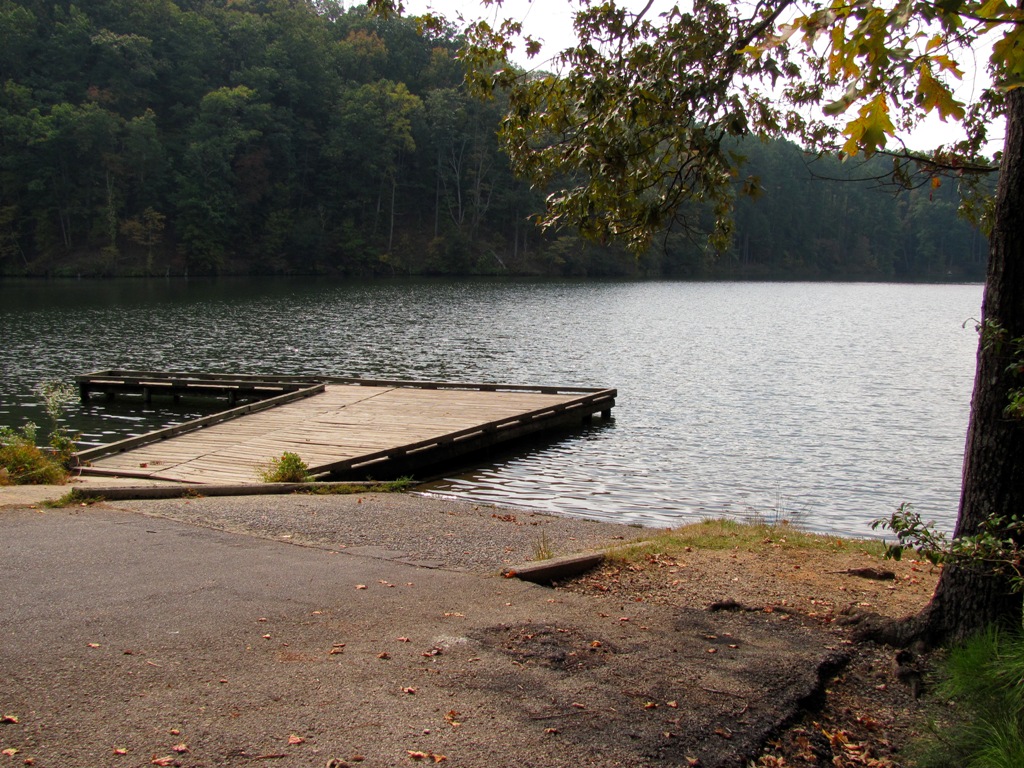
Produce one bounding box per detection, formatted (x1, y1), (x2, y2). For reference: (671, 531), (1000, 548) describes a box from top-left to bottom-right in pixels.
(75, 372), (616, 484)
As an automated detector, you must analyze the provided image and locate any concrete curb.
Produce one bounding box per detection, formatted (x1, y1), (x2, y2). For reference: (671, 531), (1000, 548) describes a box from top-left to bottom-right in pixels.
(66, 480), (386, 502)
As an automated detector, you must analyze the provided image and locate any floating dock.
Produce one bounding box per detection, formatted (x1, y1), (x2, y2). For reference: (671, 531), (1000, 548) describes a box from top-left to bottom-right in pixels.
(75, 371), (616, 485)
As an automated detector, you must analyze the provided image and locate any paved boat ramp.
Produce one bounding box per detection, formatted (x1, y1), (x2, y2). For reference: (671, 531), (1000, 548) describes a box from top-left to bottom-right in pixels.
(74, 371), (616, 485)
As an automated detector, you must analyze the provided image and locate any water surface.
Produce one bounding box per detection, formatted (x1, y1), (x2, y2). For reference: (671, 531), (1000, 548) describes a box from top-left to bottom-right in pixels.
(0, 278), (981, 536)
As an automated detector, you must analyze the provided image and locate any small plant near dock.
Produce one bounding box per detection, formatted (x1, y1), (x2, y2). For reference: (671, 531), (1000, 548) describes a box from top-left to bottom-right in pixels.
(0, 379), (80, 486)
(260, 452), (311, 483)
(0, 423), (69, 486)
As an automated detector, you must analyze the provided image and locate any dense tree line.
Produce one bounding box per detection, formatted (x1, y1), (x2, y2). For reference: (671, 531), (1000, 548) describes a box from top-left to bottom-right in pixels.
(0, 0), (987, 280)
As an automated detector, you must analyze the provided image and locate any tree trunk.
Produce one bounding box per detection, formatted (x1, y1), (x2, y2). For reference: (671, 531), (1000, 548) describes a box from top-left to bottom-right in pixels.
(914, 86), (1024, 644)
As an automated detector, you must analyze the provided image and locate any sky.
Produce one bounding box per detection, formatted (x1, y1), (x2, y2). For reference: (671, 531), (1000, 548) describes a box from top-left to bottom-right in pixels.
(399, 0), (994, 153)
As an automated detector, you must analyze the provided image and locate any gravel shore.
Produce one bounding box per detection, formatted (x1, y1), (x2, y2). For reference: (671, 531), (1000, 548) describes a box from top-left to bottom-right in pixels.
(109, 491), (645, 572)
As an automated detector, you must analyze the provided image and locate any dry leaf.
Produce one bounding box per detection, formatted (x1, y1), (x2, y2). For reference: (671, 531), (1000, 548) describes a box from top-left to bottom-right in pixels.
(87, 643), (101, 648)
(643, 701), (658, 710)
(0, 714), (18, 724)
(1, 748), (18, 757)
(667, 701), (679, 709)
(355, 584), (367, 590)
(377, 652), (391, 660)
(444, 710), (461, 727)
(150, 756), (175, 766)
(397, 637), (411, 642)
(112, 747), (128, 755)
(287, 734), (305, 745)
(407, 751), (429, 760)
(544, 727), (560, 735)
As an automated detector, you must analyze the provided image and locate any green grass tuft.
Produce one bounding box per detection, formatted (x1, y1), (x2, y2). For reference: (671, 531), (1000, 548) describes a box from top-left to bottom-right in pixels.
(912, 627), (1024, 768)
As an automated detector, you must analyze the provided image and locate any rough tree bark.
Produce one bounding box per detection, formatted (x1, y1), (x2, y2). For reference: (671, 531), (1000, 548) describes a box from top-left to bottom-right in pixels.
(863, 87), (1024, 647)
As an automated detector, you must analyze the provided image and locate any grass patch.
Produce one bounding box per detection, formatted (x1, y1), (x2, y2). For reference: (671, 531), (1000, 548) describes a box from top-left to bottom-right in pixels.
(605, 518), (884, 563)
(911, 627), (1024, 768)
(305, 477), (417, 494)
(41, 489), (104, 508)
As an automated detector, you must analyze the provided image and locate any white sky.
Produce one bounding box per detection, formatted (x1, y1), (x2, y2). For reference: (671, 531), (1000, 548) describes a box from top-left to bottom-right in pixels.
(400, 0), (994, 153)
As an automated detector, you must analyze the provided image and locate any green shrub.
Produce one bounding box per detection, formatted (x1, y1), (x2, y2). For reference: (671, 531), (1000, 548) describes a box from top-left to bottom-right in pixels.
(914, 627), (1024, 768)
(260, 451), (311, 483)
(0, 423), (69, 485)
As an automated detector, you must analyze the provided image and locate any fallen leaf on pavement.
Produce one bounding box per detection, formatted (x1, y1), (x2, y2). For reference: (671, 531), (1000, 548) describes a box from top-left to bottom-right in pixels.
(1, 748), (18, 757)
(0, 715), (18, 724)
(406, 751), (446, 762)
(150, 756), (175, 766)
(288, 734), (305, 745)
(171, 743), (189, 753)
(444, 710), (461, 727)
(112, 747), (128, 756)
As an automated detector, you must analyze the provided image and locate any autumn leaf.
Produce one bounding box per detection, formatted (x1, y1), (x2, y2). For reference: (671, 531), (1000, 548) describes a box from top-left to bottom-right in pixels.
(150, 756), (175, 766)
(112, 747), (128, 755)
(444, 710), (462, 727)
(287, 734), (305, 745)
(0, 714), (18, 724)
(1, 748), (18, 757)
(171, 743), (189, 753)
(406, 750), (447, 763)
(378, 652), (391, 659)
(87, 643), (101, 648)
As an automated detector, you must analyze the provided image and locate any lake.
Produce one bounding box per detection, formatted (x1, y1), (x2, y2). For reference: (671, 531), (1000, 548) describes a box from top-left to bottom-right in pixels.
(0, 278), (982, 537)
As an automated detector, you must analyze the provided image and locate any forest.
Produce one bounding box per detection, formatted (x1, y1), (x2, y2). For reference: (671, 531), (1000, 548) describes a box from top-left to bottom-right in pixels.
(0, 0), (990, 280)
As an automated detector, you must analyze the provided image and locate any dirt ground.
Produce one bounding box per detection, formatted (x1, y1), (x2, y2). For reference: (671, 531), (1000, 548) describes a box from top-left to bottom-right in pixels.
(0, 490), (944, 768)
(560, 540), (944, 767)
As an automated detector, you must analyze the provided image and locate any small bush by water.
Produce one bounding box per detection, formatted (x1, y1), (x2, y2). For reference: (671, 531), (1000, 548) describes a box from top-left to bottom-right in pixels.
(0, 423), (69, 485)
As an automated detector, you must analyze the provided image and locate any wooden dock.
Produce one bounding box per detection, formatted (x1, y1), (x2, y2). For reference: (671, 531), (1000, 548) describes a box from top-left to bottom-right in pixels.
(75, 371), (616, 485)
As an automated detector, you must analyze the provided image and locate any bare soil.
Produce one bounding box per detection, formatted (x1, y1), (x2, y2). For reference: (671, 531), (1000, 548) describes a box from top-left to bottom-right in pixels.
(559, 541), (945, 767)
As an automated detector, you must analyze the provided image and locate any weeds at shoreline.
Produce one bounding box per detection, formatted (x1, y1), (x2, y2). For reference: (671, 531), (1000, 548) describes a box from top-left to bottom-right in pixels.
(606, 518), (884, 563)
(305, 477), (416, 495)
